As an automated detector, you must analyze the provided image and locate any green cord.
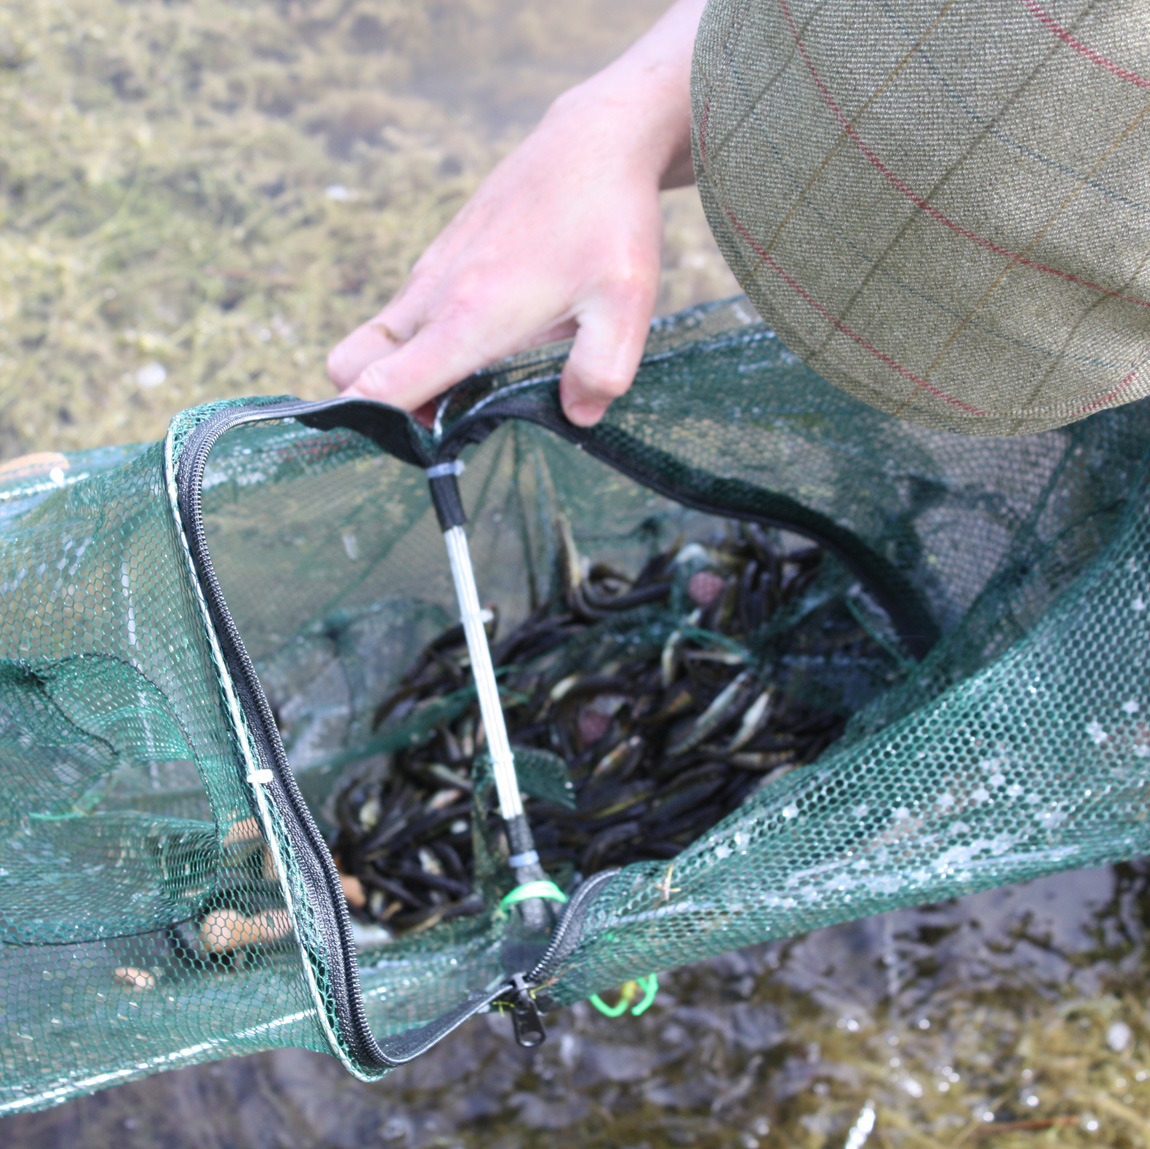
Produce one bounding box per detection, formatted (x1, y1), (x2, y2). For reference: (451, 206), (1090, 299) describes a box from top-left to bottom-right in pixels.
(500, 880), (658, 1018)
(630, 973), (659, 1016)
(589, 973), (659, 1018)
(588, 992), (629, 1017)
(499, 880), (569, 909)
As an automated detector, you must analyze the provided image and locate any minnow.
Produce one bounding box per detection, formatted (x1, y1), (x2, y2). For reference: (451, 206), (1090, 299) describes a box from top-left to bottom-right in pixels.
(727, 688), (774, 752)
(668, 669), (755, 757)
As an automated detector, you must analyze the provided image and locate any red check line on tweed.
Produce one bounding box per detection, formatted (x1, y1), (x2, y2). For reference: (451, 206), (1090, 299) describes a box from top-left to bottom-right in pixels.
(697, 107), (986, 416)
(1019, 0), (1150, 89)
(1070, 358), (1147, 418)
(777, 0), (1150, 312)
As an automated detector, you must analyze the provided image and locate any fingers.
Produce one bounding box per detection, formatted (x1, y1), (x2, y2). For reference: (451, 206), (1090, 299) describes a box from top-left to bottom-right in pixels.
(331, 277), (656, 425)
(559, 277), (657, 427)
(340, 312), (501, 412)
(327, 303), (422, 392)
(330, 266), (569, 410)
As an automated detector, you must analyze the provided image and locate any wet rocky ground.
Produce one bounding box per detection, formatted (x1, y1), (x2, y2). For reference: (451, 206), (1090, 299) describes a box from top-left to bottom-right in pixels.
(6, 864), (1150, 1148)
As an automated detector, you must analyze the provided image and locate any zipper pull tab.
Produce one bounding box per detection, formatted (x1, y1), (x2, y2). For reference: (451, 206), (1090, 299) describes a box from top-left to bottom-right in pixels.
(506, 972), (546, 1048)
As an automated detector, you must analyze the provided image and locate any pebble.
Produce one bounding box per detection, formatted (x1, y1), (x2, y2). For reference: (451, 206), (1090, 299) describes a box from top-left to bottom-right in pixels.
(197, 908), (292, 955)
(340, 873), (367, 909)
(687, 570), (727, 607)
(1107, 1020), (1133, 1052)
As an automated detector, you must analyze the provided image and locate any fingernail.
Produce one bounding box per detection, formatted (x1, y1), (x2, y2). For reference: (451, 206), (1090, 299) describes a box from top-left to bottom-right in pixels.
(565, 401), (606, 427)
(326, 343), (351, 383)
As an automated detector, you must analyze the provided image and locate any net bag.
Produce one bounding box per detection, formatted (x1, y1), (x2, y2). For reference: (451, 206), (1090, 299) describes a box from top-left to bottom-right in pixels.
(2, 298), (1150, 1112)
(691, 0), (1150, 435)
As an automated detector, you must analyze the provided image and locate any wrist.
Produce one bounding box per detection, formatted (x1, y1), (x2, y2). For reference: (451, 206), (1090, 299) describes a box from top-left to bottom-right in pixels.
(546, 69), (693, 189)
(544, 0), (701, 188)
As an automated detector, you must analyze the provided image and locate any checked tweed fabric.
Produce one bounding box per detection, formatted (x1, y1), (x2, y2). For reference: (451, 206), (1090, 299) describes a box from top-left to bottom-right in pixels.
(692, 0), (1150, 435)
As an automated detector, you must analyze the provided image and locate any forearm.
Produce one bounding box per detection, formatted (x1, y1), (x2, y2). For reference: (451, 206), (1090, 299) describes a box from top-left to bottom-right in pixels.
(549, 0), (704, 191)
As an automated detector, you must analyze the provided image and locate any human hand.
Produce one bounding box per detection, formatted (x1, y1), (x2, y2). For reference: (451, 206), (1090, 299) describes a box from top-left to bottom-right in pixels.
(327, 0), (703, 428)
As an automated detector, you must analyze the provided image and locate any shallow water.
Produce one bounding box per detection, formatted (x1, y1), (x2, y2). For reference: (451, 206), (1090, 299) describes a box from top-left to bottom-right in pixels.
(0, 0), (737, 459)
(6, 865), (1150, 1147)
(2, 2), (1149, 1146)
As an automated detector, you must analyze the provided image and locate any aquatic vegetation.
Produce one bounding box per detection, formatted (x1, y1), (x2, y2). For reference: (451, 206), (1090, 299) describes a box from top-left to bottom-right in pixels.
(0, 0), (725, 460)
(404, 869), (1150, 1149)
(0, 0), (448, 452)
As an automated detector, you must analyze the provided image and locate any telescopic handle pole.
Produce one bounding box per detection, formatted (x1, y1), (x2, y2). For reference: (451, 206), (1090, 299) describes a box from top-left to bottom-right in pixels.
(441, 523), (522, 821)
(426, 463), (548, 929)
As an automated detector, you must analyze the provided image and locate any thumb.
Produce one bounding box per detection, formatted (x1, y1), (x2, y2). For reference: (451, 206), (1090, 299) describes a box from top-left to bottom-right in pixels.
(559, 286), (656, 427)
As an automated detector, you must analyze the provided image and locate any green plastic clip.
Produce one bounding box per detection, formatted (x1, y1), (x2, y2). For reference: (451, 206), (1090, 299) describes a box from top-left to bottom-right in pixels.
(589, 973), (659, 1018)
(499, 880), (569, 909)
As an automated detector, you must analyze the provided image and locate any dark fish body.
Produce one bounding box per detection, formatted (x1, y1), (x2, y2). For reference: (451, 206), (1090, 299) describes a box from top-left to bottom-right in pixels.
(332, 521), (908, 935)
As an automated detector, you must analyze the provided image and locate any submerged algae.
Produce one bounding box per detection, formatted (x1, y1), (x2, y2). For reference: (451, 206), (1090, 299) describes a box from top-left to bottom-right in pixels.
(6, 865), (1150, 1147)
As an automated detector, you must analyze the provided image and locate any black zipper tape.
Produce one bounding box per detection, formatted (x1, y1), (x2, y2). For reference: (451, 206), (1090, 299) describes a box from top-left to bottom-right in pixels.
(178, 401), (391, 1069)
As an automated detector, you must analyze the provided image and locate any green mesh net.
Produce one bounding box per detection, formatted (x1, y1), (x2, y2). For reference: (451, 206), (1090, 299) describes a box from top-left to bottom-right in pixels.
(2, 297), (1149, 1112)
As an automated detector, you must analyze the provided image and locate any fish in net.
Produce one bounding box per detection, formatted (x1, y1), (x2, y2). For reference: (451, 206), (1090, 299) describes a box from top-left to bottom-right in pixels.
(331, 517), (911, 935)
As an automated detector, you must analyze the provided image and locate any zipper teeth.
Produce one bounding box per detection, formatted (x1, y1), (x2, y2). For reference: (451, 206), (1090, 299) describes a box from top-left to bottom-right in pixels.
(529, 868), (620, 981)
(178, 404), (387, 1070)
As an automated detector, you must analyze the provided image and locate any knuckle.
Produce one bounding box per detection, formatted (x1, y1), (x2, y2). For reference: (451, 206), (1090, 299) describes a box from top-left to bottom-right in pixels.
(601, 247), (659, 307)
(595, 370), (634, 400)
(607, 269), (656, 313)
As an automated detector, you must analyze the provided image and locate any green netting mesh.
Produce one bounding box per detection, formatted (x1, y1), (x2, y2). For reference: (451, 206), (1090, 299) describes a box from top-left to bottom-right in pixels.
(2, 297), (1150, 1112)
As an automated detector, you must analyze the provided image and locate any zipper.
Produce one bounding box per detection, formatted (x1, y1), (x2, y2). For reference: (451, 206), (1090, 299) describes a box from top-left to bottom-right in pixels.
(174, 398), (621, 1069)
(526, 867), (621, 984)
(176, 400), (389, 1069)
(495, 867), (623, 1049)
